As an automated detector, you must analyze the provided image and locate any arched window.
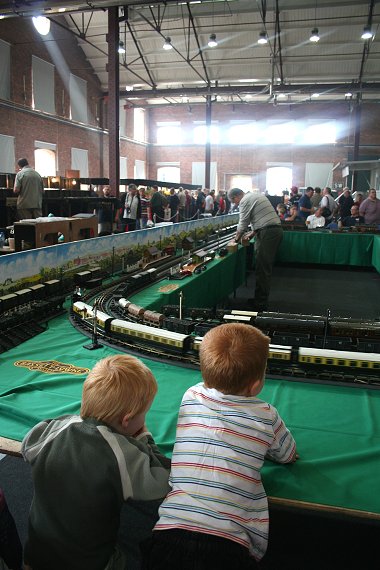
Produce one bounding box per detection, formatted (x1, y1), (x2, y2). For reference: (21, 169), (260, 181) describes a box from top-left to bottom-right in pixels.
(34, 148), (56, 177)
(157, 166), (180, 183)
(266, 166), (293, 195)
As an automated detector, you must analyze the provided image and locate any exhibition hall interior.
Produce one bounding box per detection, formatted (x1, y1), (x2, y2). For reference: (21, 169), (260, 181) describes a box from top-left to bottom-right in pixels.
(0, 1), (380, 569)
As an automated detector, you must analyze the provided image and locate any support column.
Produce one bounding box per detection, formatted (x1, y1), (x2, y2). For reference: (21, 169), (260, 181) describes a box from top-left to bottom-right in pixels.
(108, 7), (120, 197)
(205, 94), (212, 189)
(352, 93), (362, 191)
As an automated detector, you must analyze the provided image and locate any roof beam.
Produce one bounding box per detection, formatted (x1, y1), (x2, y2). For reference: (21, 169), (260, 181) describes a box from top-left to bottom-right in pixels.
(126, 19), (157, 88)
(114, 82), (380, 99)
(186, 3), (210, 85)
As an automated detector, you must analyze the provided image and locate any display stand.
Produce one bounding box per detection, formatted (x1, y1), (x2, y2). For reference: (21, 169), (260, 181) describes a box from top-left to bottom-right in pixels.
(13, 215), (98, 251)
(13, 218), (72, 251)
(69, 215), (98, 241)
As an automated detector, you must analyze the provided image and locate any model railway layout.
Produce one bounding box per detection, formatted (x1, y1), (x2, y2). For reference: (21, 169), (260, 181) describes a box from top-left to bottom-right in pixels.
(0, 227), (235, 354)
(68, 237), (380, 388)
(71, 300), (380, 387)
(2, 222), (379, 387)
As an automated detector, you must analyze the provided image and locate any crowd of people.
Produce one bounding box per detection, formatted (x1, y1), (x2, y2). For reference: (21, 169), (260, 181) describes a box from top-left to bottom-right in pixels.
(12, 158), (380, 235)
(275, 185), (380, 229)
(93, 183), (380, 235)
(95, 184), (233, 234)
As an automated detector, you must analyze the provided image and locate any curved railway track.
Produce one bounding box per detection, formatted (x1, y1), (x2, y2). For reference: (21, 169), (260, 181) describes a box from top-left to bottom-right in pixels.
(69, 229), (380, 387)
(70, 230), (236, 366)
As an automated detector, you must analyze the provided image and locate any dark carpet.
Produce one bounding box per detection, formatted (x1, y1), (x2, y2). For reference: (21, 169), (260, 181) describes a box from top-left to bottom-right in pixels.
(228, 263), (380, 319)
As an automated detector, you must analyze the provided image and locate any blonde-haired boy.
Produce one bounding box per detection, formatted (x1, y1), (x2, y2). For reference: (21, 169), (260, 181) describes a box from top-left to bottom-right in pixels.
(22, 354), (170, 570)
(144, 324), (297, 570)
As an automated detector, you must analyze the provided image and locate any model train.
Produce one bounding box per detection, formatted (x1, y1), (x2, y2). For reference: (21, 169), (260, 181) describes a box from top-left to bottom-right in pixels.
(72, 301), (380, 379)
(73, 266), (105, 288)
(73, 301), (191, 352)
(223, 310), (380, 352)
(155, 306), (380, 351)
(121, 268), (158, 297)
(118, 297), (196, 333)
(0, 279), (68, 353)
(116, 300), (380, 352)
(0, 279), (63, 314)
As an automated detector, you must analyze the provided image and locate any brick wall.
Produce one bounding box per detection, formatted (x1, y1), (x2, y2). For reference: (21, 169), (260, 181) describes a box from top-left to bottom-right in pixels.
(0, 16), (146, 179)
(147, 102), (380, 189)
(1, 16), (379, 189)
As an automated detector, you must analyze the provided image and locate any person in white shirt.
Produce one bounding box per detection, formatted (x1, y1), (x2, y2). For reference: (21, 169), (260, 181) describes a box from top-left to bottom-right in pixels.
(317, 187), (337, 222)
(117, 184), (141, 231)
(204, 190), (215, 215)
(306, 210), (325, 229)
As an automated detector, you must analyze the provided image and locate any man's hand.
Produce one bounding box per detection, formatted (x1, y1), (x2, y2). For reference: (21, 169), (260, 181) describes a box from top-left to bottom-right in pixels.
(241, 231), (255, 246)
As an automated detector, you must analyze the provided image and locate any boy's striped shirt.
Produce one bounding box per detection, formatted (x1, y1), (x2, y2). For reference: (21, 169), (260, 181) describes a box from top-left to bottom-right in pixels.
(155, 383), (296, 560)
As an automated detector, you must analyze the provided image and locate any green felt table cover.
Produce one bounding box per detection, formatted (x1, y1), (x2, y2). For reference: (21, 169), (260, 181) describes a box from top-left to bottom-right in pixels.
(278, 231), (374, 266)
(1, 312), (380, 516)
(130, 247), (246, 311)
(372, 235), (380, 273)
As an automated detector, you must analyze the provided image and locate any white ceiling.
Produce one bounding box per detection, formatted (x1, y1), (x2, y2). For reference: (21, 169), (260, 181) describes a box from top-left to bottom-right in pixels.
(1, 0), (379, 106)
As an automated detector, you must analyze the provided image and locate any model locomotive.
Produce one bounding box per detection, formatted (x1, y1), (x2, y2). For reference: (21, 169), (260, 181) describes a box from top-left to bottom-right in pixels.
(72, 301), (380, 382)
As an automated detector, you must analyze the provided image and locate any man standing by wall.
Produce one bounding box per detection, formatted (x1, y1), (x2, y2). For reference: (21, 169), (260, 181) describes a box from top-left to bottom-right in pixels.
(177, 187), (186, 221)
(228, 188), (283, 312)
(298, 187), (315, 220)
(359, 189), (380, 225)
(117, 183), (141, 231)
(338, 187), (354, 219)
(13, 158), (44, 220)
(317, 187), (337, 222)
(150, 185), (167, 223)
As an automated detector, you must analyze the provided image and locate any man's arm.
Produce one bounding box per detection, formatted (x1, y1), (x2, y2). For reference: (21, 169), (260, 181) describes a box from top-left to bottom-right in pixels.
(13, 173), (20, 195)
(235, 196), (253, 241)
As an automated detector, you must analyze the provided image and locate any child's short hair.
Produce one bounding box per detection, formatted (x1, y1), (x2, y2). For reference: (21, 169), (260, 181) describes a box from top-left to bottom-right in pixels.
(199, 323), (270, 394)
(81, 354), (157, 424)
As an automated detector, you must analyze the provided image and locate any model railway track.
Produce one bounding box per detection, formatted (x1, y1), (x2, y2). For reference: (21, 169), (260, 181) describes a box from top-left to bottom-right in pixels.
(74, 314), (200, 367)
(69, 227), (380, 388)
(71, 301), (380, 388)
(79, 232), (235, 307)
(72, 311), (380, 387)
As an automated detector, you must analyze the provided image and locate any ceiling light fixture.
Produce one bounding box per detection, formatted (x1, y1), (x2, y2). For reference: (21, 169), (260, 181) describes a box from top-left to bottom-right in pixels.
(361, 26), (373, 40)
(32, 16), (50, 36)
(310, 28), (320, 42)
(163, 37), (173, 50)
(118, 41), (126, 54)
(208, 33), (218, 48)
(258, 31), (268, 45)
